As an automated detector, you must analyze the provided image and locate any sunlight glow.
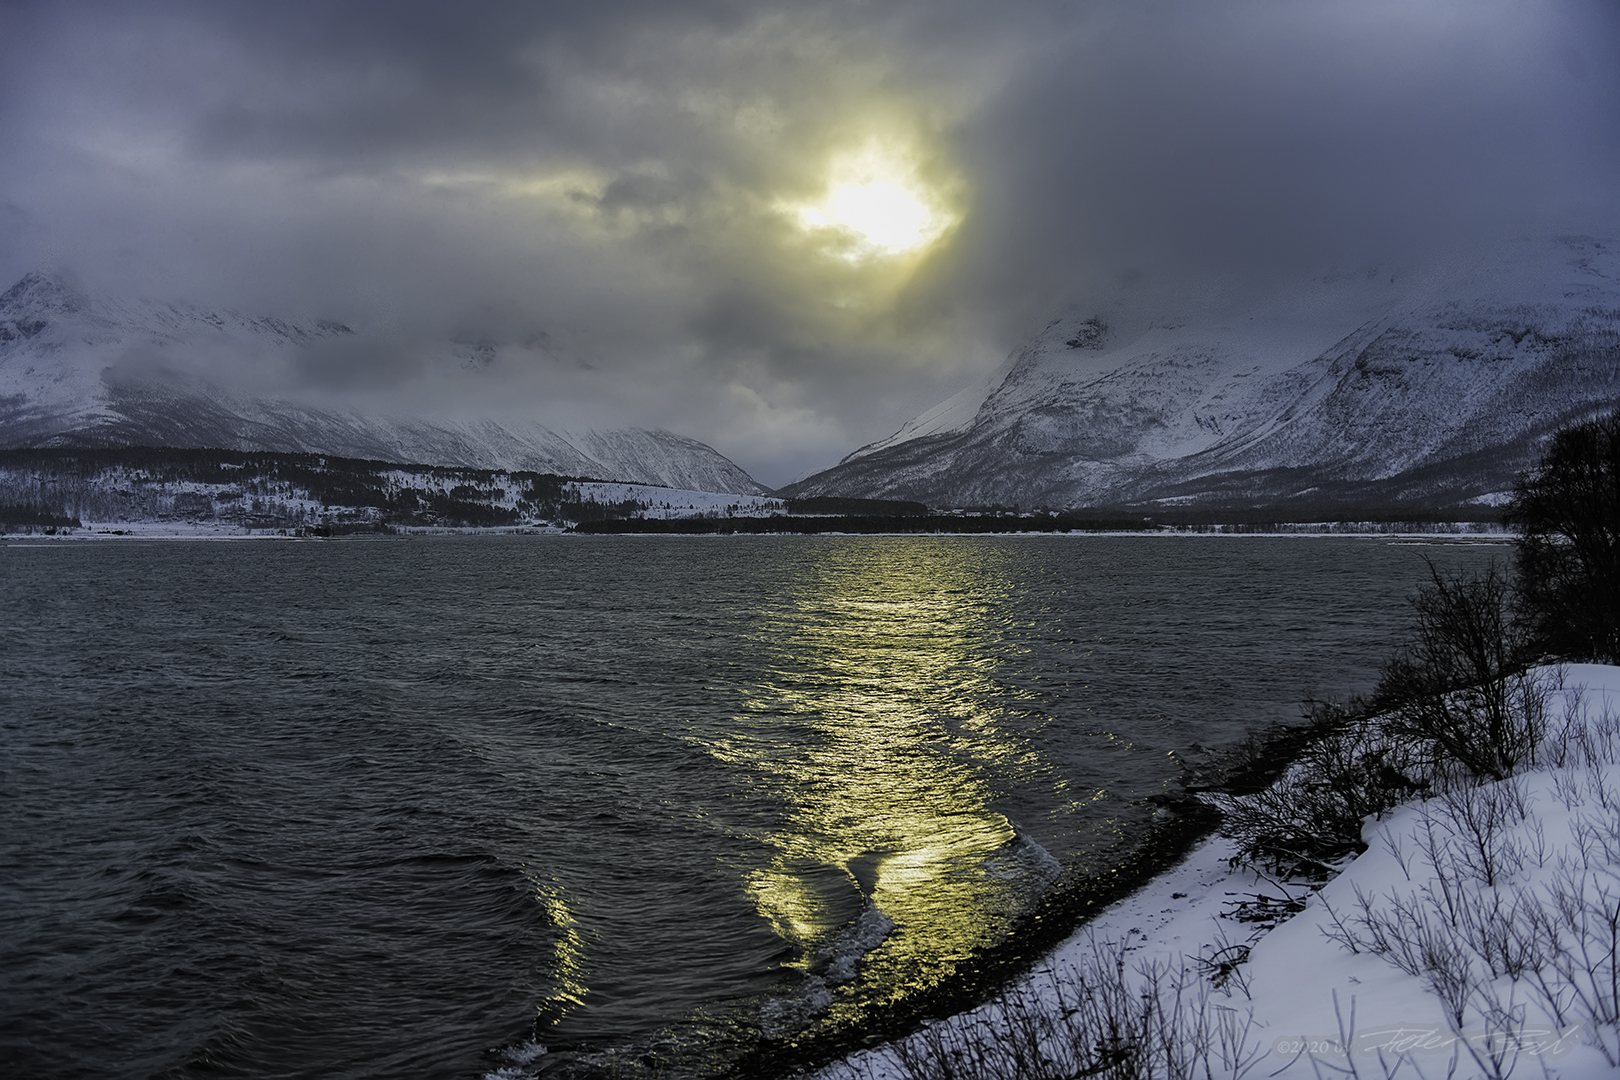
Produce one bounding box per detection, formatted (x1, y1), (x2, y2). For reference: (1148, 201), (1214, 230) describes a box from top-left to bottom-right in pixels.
(789, 143), (957, 261)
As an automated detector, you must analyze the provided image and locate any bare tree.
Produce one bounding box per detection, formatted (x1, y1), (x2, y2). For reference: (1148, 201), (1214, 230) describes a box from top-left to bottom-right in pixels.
(1508, 410), (1620, 664)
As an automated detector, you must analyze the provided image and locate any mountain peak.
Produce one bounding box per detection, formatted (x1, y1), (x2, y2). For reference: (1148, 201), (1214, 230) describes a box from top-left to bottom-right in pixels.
(0, 271), (89, 321)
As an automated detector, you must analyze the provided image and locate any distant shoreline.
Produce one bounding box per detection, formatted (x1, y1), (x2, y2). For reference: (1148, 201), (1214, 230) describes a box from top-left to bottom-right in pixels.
(2, 522), (1515, 543)
(575, 513), (1510, 537)
(2, 520), (1514, 542)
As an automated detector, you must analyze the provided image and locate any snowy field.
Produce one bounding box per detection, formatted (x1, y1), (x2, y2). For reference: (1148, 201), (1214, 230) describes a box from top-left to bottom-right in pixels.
(0, 477), (786, 537)
(565, 481), (785, 519)
(8, 521), (308, 540)
(820, 664), (1620, 1080)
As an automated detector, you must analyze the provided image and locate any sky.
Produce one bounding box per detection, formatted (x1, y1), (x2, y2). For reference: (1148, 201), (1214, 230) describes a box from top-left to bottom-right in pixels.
(2, 0), (1618, 487)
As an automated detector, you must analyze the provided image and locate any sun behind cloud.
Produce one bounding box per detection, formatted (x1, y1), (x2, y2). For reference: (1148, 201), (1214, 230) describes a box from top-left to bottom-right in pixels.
(787, 141), (959, 262)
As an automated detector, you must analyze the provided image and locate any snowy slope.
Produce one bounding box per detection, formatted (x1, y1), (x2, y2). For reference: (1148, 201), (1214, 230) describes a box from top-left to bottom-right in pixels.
(785, 237), (1620, 511)
(0, 273), (766, 495)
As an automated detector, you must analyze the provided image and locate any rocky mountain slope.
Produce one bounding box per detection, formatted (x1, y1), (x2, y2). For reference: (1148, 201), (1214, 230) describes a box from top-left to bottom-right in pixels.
(0, 273), (765, 495)
(784, 236), (1620, 514)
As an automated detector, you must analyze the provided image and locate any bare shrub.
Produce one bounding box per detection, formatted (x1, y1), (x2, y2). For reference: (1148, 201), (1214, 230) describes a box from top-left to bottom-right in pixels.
(1375, 561), (1543, 781)
(1454, 888), (1539, 981)
(1432, 774), (1531, 888)
(1194, 921), (1257, 998)
(882, 935), (1263, 1080)
(1311, 723), (1620, 1070)
(1218, 704), (1424, 879)
(1535, 860), (1620, 1066)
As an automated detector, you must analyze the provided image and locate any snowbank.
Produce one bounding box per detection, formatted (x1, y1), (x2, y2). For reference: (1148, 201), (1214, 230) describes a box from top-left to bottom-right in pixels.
(821, 664), (1620, 1080)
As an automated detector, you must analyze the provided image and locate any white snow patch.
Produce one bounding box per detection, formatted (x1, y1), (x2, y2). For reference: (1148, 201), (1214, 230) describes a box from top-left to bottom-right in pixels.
(568, 481), (785, 519)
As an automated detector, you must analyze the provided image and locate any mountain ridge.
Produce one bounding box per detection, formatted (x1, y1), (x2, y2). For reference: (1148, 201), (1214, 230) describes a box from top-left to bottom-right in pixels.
(783, 236), (1620, 512)
(0, 273), (767, 496)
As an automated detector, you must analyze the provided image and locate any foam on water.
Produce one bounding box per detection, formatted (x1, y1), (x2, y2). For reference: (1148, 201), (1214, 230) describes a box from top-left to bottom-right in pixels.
(817, 907), (898, 986)
(484, 1041), (549, 1080)
(982, 830), (1064, 885)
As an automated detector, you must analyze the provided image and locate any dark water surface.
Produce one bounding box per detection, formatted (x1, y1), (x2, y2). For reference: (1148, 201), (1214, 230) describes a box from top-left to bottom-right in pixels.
(0, 534), (1506, 1079)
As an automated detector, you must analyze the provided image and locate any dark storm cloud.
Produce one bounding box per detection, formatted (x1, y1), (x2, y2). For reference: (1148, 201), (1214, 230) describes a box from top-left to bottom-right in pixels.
(178, 1), (748, 166)
(946, 1), (1620, 333)
(1, 0), (1616, 485)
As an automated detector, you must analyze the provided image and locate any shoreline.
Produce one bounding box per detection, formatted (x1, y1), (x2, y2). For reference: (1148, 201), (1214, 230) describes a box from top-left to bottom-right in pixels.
(812, 664), (1620, 1080)
(728, 806), (1226, 1080)
(3, 523), (1513, 543)
(728, 709), (1337, 1080)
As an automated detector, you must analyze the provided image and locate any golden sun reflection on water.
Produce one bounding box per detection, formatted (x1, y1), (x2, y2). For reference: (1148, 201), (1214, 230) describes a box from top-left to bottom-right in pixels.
(533, 882), (590, 1016)
(716, 541), (1072, 1020)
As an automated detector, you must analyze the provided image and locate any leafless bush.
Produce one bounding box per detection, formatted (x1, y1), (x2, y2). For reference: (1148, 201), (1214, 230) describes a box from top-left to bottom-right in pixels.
(880, 935), (1263, 1080)
(1376, 562), (1544, 781)
(1454, 889), (1540, 981)
(1218, 705), (1425, 879)
(1433, 774), (1531, 888)
(1531, 860), (1620, 1066)
(1313, 723), (1620, 1070)
(1316, 881), (1539, 1076)
(1193, 921), (1257, 998)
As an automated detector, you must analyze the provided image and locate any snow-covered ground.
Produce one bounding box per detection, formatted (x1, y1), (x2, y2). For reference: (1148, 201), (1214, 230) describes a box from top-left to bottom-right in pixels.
(62, 522), (307, 540)
(0, 468), (786, 536)
(566, 481), (785, 519)
(368, 474), (784, 522)
(821, 664), (1620, 1080)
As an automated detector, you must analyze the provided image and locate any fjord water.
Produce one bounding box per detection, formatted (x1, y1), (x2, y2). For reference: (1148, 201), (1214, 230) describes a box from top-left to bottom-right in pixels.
(0, 534), (1504, 1079)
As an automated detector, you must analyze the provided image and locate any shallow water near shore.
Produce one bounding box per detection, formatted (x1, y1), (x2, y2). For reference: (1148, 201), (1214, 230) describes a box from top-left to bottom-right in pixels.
(0, 534), (1506, 1079)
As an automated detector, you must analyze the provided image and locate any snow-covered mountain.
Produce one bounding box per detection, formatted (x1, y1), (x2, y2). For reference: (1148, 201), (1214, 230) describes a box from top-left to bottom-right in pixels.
(0, 272), (766, 495)
(783, 236), (1620, 513)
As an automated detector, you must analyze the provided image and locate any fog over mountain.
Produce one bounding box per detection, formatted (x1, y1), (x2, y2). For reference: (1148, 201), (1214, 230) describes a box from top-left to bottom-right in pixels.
(781, 236), (1620, 513)
(0, 272), (766, 494)
(1, 2), (1617, 487)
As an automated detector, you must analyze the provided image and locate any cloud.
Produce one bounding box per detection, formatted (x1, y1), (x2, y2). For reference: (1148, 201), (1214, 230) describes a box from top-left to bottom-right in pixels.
(945, 0), (1620, 333)
(2, 0), (1616, 486)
